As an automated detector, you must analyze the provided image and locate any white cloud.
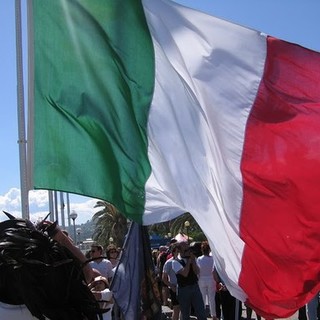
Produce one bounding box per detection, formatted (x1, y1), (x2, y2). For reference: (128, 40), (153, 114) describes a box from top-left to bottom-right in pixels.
(29, 189), (50, 208)
(0, 187), (21, 217)
(0, 188), (99, 225)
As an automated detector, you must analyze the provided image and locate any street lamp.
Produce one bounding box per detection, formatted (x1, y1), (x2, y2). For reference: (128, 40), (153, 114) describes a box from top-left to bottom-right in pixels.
(76, 227), (82, 245)
(69, 210), (78, 243)
(184, 220), (190, 243)
(109, 237), (114, 244)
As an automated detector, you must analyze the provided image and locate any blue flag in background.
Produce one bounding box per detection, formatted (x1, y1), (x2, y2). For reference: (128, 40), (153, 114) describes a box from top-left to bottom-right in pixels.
(110, 222), (161, 320)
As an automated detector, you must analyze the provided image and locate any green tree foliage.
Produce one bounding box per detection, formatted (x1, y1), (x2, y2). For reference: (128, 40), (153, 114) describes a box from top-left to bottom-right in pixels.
(92, 201), (128, 248)
(148, 212), (206, 242)
(92, 202), (206, 250)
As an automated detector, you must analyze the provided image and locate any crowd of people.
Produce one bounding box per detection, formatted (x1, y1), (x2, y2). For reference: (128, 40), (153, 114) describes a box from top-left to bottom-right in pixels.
(153, 239), (243, 320)
(86, 243), (121, 320)
(83, 233), (320, 320)
(152, 239), (320, 320)
(0, 213), (318, 320)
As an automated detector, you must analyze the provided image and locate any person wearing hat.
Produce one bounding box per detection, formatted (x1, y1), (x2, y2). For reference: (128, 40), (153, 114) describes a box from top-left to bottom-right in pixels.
(89, 275), (114, 320)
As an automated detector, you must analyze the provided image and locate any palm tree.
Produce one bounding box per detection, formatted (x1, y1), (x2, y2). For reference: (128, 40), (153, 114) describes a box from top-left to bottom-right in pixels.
(169, 212), (204, 240)
(147, 212), (205, 241)
(92, 200), (128, 248)
(169, 212), (191, 235)
(148, 220), (172, 236)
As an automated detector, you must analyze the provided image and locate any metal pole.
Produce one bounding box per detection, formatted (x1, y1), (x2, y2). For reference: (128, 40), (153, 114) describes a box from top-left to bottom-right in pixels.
(15, 0), (29, 219)
(72, 219), (76, 244)
(235, 299), (240, 320)
(54, 191), (59, 224)
(60, 192), (65, 228)
(48, 191), (54, 221)
(69, 211), (78, 243)
(66, 193), (71, 226)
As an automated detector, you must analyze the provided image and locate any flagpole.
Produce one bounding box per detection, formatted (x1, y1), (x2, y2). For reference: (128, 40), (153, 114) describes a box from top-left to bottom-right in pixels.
(48, 190), (54, 221)
(60, 192), (65, 228)
(54, 191), (59, 224)
(15, 0), (29, 219)
(66, 193), (71, 226)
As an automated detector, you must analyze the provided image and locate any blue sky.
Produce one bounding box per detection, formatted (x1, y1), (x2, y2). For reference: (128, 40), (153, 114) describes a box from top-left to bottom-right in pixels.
(0, 0), (319, 224)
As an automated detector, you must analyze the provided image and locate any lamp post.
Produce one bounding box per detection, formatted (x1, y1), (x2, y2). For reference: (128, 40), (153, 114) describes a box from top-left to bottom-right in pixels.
(184, 220), (190, 243)
(109, 237), (114, 244)
(69, 210), (78, 243)
(76, 227), (81, 245)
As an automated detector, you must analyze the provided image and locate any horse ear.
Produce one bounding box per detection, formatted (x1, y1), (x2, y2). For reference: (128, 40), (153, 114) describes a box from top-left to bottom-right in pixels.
(36, 212), (52, 231)
(40, 212), (51, 223)
(3, 211), (16, 220)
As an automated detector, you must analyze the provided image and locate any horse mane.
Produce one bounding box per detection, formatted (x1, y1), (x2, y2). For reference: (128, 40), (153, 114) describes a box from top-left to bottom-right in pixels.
(0, 212), (102, 320)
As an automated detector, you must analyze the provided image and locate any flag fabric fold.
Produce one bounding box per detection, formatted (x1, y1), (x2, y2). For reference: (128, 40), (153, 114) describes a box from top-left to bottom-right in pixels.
(28, 0), (320, 317)
(110, 222), (162, 320)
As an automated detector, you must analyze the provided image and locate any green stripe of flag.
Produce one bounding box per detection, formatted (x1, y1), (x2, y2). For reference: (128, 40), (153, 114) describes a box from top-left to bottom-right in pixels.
(30, 0), (154, 222)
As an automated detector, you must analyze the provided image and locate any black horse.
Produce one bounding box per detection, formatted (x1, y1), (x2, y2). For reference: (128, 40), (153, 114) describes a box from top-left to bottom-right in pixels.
(0, 212), (102, 320)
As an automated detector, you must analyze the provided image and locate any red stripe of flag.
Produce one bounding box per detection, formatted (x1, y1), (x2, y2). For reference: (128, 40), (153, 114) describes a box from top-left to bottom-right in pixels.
(240, 36), (320, 318)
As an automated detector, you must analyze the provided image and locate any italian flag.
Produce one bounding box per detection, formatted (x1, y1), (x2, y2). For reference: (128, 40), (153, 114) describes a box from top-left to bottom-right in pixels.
(28, 0), (320, 317)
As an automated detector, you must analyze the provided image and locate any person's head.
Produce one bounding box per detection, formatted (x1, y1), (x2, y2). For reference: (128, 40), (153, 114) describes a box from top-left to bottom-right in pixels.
(171, 242), (179, 257)
(106, 244), (118, 259)
(159, 245), (167, 253)
(201, 241), (211, 256)
(90, 244), (103, 258)
(89, 276), (109, 292)
(169, 238), (177, 252)
(170, 238), (177, 245)
(178, 241), (191, 258)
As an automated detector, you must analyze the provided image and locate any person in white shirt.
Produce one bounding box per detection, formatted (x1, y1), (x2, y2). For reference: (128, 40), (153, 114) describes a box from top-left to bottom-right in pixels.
(162, 243), (180, 320)
(89, 244), (114, 280)
(197, 241), (217, 320)
(171, 241), (207, 320)
(89, 275), (114, 320)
